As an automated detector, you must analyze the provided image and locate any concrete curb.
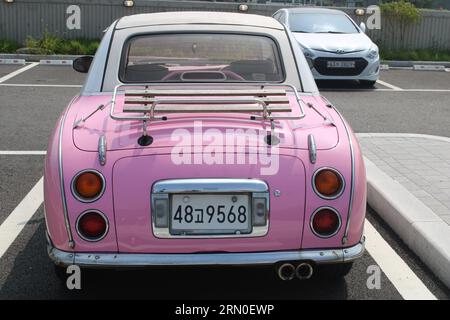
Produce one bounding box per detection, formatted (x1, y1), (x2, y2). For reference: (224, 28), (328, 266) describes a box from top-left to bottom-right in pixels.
(359, 134), (450, 289)
(382, 60), (450, 68)
(0, 58), (26, 65)
(357, 132), (450, 143)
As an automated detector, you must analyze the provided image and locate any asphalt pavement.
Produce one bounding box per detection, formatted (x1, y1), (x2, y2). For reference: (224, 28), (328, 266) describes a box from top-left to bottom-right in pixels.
(0, 64), (449, 299)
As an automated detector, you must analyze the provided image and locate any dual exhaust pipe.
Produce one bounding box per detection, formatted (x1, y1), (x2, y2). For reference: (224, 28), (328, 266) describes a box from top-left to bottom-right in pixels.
(277, 262), (313, 281)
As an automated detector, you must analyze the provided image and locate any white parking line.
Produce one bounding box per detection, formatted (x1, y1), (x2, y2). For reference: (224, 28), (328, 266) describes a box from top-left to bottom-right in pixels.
(0, 62), (39, 84)
(0, 151), (46, 155)
(0, 83), (82, 88)
(0, 150), (47, 156)
(364, 220), (436, 300)
(376, 79), (403, 91)
(0, 177), (44, 259)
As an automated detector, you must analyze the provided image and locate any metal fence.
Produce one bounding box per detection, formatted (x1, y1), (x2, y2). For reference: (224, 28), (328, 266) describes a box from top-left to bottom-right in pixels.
(1, 0), (450, 50)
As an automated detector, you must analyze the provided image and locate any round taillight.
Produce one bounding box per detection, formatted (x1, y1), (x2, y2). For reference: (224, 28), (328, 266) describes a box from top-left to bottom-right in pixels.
(313, 168), (344, 199)
(72, 170), (105, 202)
(76, 211), (108, 241)
(311, 207), (341, 238)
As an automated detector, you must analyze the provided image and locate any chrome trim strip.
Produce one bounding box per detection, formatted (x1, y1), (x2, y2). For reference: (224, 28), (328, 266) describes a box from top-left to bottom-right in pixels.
(332, 106), (355, 244)
(311, 167), (346, 200)
(307, 134), (317, 164)
(75, 209), (110, 242)
(153, 178), (269, 194)
(47, 240), (365, 268)
(309, 206), (342, 239)
(98, 135), (107, 166)
(70, 169), (106, 203)
(58, 108), (75, 248)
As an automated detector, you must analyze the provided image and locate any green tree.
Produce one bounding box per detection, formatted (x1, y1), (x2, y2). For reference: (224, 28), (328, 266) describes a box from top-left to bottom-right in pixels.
(380, 1), (421, 49)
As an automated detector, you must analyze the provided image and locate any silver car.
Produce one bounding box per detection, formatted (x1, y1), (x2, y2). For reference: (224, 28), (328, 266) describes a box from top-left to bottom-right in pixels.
(273, 8), (380, 87)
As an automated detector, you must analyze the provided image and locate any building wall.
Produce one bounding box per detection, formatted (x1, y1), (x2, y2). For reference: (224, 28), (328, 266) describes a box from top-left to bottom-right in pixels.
(0, 0), (449, 50)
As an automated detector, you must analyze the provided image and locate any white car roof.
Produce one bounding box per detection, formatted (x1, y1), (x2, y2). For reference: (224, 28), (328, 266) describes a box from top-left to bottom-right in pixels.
(116, 11), (284, 30)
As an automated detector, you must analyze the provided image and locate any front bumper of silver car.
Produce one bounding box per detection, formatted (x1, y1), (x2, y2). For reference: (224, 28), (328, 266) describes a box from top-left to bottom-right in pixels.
(47, 233), (365, 268)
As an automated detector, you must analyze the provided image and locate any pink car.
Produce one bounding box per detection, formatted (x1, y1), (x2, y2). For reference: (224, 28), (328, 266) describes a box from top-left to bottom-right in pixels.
(45, 12), (366, 281)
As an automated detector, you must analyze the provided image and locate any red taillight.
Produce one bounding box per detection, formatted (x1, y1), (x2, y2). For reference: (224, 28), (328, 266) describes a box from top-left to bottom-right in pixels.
(77, 211), (108, 241)
(311, 208), (341, 238)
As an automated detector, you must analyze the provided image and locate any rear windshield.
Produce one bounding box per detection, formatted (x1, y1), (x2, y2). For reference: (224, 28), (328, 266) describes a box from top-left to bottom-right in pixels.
(121, 33), (284, 83)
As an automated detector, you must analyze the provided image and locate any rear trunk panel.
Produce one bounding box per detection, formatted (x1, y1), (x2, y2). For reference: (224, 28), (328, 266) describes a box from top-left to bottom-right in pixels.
(113, 153), (306, 253)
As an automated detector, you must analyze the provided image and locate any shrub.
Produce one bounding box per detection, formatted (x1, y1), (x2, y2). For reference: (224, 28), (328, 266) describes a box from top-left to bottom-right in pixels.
(22, 33), (100, 55)
(0, 39), (20, 53)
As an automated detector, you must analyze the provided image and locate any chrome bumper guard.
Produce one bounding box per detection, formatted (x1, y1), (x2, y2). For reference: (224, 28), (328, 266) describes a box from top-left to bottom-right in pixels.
(47, 234), (365, 268)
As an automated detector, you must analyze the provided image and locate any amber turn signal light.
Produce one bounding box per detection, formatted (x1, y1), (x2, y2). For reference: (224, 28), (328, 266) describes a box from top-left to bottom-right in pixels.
(314, 168), (344, 198)
(73, 171), (104, 201)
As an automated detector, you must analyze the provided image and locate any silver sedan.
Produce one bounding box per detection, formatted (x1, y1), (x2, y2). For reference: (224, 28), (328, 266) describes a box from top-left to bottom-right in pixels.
(273, 7), (380, 87)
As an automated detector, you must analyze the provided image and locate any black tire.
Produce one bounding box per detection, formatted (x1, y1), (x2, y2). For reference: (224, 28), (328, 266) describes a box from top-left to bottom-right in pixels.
(317, 262), (353, 279)
(360, 80), (376, 87)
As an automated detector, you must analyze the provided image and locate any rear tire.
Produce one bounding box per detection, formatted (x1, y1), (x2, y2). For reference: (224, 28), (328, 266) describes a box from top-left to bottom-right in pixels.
(360, 80), (376, 87)
(318, 262), (353, 279)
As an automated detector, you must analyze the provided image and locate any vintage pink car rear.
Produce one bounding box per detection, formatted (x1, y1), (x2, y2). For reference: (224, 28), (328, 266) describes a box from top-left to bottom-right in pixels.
(45, 12), (366, 281)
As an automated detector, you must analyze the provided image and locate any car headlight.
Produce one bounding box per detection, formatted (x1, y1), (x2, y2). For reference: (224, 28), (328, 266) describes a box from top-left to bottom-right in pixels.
(367, 45), (379, 59)
(300, 45), (314, 69)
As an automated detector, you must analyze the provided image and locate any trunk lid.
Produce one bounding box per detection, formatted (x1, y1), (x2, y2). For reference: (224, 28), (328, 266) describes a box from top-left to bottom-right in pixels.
(71, 93), (338, 151)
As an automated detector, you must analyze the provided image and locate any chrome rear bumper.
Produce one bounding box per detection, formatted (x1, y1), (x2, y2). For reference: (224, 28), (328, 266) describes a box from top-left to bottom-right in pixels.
(47, 235), (365, 268)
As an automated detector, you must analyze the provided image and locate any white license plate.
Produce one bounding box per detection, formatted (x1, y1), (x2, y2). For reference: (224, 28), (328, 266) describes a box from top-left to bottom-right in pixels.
(327, 61), (355, 68)
(170, 194), (251, 235)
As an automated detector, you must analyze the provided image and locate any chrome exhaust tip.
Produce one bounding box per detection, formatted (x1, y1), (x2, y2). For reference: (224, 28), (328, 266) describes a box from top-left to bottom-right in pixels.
(296, 262), (313, 280)
(278, 263), (296, 281)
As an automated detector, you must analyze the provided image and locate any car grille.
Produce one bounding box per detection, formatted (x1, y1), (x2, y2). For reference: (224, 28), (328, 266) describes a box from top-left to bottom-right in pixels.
(313, 57), (368, 76)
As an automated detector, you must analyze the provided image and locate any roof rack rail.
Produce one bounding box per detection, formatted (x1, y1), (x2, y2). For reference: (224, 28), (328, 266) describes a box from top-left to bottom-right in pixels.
(110, 83), (306, 122)
(109, 83), (306, 145)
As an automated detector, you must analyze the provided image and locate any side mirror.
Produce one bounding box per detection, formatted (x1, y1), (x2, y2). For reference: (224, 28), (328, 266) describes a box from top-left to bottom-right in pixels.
(73, 56), (93, 73)
(359, 22), (366, 33)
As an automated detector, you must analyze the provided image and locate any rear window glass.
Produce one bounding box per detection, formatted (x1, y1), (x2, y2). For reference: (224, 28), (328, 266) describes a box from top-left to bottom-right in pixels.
(121, 33), (284, 83)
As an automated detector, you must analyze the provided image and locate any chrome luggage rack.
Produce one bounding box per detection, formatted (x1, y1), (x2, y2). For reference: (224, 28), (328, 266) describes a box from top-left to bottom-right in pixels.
(110, 83), (306, 145)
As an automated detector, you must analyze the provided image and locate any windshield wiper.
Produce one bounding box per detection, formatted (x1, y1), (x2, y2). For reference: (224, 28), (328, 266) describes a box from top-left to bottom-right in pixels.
(293, 30), (310, 33)
(316, 31), (346, 34)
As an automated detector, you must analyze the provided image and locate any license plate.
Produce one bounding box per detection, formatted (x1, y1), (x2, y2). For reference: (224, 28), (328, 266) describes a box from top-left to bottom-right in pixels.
(170, 194), (251, 235)
(327, 61), (355, 68)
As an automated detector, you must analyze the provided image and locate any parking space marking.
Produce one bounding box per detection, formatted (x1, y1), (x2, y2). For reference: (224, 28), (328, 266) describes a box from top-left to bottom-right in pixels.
(0, 151), (46, 155)
(376, 80), (403, 91)
(0, 177), (43, 259)
(364, 220), (436, 300)
(0, 62), (39, 84)
(0, 83), (82, 88)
